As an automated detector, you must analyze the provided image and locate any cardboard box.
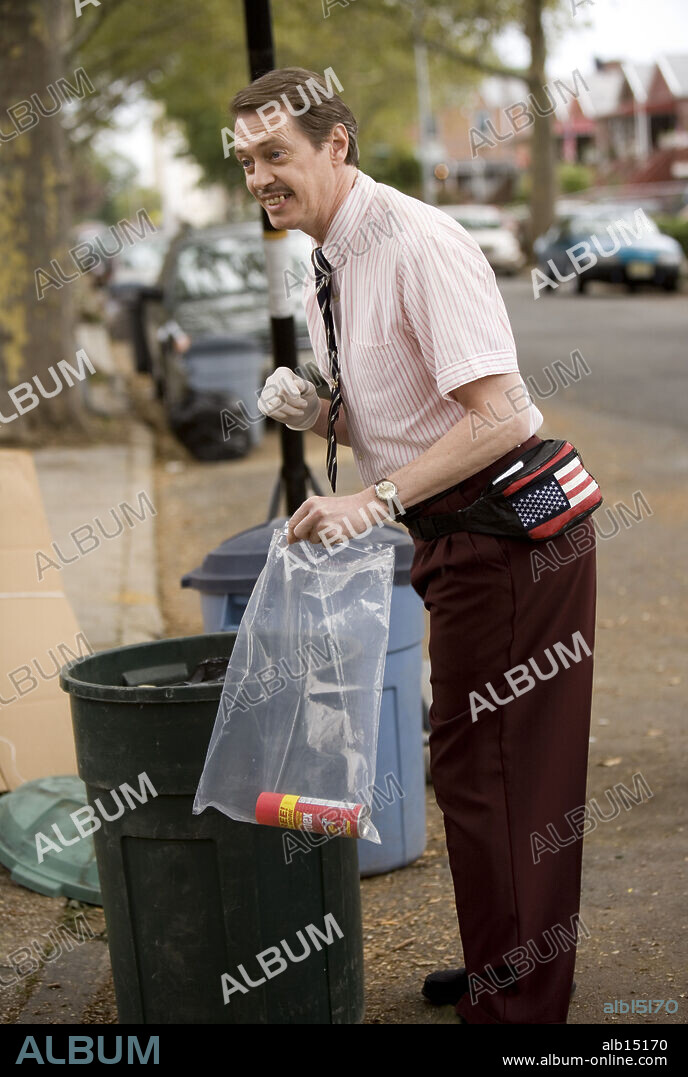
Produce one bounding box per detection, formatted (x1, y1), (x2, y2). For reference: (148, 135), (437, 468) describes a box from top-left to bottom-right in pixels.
(0, 452), (80, 791)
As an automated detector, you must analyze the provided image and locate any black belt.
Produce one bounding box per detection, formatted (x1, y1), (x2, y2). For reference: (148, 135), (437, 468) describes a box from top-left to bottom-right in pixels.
(399, 478), (474, 541)
(403, 508), (476, 541)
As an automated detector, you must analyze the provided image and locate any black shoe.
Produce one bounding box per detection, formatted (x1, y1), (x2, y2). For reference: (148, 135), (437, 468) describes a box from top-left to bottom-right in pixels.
(422, 967), (577, 1005)
(422, 967), (469, 1005)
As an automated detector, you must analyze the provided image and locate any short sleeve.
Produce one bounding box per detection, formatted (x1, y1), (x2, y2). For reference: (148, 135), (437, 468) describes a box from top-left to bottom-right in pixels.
(399, 231), (520, 400)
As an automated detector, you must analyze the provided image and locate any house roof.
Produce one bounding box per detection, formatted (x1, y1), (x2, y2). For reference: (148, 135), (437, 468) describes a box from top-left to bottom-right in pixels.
(575, 67), (625, 119)
(658, 54), (688, 98)
(472, 52), (688, 136)
(620, 61), (655, 104)
(553, 54), (688, 123)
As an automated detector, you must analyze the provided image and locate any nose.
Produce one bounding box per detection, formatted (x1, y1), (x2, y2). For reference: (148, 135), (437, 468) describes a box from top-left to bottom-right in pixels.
(250, 157), (277, 196)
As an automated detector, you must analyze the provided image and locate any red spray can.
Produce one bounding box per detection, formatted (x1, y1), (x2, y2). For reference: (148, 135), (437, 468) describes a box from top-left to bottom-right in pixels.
(255, 792), (370, 839)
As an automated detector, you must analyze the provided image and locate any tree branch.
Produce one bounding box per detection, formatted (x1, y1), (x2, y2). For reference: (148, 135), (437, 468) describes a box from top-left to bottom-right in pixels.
(68, 0), (131, 58)
(416, 32), (528, 81)
(375, 0), (529, 81)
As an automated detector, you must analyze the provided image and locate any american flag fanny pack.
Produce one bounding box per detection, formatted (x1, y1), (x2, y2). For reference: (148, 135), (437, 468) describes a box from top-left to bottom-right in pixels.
(404, 439), (603, 542)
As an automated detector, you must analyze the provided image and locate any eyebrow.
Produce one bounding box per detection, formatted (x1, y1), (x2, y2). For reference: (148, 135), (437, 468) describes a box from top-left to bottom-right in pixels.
(233, 136), (285, 161)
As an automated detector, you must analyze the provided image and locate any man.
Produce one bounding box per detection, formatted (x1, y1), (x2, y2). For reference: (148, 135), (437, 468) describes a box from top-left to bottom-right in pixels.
(232, 67), (596, 1024)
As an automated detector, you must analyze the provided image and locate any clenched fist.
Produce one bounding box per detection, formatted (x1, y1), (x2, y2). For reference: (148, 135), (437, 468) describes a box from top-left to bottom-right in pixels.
(257, 367), (321, 430)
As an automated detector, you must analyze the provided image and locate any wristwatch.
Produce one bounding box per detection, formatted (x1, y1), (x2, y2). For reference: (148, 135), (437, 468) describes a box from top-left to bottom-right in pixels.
(373, 478), (402, 519)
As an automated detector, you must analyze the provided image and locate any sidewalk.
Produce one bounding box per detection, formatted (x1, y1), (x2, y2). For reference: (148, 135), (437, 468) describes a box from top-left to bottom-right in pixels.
(0, 420), (162, 1027)
(33, 424), (162, 652)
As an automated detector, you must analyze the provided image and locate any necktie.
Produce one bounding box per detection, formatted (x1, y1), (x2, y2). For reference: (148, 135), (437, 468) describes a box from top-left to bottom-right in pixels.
(311, 246), (342, 493)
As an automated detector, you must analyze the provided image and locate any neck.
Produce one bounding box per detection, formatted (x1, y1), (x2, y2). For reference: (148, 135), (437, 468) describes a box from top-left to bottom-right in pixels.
(313, 167), (358, 245)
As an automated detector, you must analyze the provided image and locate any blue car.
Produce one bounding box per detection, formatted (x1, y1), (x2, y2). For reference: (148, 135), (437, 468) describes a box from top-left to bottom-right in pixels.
(534, 206), (684, 293)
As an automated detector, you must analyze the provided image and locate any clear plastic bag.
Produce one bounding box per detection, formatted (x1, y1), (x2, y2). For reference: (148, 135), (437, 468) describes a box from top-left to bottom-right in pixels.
(193, 522), (395, 843)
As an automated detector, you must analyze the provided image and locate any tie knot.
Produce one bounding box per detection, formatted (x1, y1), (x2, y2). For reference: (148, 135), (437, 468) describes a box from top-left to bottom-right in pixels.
(311, 246), (333, 279)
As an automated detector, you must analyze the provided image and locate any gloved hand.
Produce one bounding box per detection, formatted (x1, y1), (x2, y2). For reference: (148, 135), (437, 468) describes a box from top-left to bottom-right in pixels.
(257, 367), (321, 430)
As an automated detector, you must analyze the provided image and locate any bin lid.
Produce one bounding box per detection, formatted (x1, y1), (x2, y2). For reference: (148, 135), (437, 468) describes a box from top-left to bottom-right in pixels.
(0, 776), (101, 905)
(181, 516), (415, 594)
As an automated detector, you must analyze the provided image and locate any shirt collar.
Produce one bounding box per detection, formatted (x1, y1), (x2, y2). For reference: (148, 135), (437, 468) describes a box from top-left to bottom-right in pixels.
(318, 169), (377, 268)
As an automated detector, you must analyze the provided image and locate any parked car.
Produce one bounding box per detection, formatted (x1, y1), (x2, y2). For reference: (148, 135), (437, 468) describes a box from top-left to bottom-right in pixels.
(105, 233), (171, 340)
(132, 222), (315, 460)
(504, 199), (596, 255)
(533, 207), (684, 293)
(440, 204), (525, 275)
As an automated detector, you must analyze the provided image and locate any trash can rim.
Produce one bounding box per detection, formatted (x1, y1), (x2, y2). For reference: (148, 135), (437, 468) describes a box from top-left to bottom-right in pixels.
(182, 518), (414, 594)
(59, 631), (235, 705)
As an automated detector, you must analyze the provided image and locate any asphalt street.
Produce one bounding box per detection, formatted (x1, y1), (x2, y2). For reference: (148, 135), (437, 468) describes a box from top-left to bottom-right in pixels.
(499, 276), (687, 432)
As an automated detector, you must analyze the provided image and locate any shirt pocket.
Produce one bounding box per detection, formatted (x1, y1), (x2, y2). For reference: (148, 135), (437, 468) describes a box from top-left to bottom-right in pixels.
(347, 336), (428, 421)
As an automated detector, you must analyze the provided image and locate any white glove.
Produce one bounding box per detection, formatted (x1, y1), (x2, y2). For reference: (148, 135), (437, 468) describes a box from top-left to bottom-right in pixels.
(257, 367), (320, 430)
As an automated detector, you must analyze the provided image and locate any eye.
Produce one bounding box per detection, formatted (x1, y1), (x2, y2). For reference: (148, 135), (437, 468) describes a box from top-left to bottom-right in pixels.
(270, 150), (285, 160)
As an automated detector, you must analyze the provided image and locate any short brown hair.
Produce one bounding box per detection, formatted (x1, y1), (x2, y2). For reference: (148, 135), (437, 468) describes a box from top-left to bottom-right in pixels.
(231, 66), (359, 167)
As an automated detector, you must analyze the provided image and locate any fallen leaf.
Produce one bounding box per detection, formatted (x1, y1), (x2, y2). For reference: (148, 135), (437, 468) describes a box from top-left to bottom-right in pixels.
(599, 757), (622, 767)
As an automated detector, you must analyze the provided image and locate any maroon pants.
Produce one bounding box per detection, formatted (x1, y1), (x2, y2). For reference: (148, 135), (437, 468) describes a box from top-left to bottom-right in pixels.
(408, 435), (597, 1024)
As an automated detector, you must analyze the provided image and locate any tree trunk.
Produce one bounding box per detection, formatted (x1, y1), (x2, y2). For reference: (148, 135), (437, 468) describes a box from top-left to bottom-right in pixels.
(0, 0), (88, 443)
(524, 0), (556, 257)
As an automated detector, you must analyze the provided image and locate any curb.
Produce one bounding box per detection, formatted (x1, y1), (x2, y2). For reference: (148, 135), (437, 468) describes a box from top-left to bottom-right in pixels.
(119, 424), (163, 646)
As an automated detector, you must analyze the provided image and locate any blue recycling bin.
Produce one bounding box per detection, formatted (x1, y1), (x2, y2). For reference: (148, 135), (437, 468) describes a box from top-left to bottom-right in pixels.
(181, 518), (426, 876)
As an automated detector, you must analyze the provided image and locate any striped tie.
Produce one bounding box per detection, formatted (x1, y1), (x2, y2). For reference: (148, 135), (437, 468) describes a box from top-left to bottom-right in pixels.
(311, 246), (342, 493)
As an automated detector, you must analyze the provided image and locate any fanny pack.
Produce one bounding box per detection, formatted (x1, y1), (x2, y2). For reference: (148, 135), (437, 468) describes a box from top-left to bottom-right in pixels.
(403, 439), (603, 542)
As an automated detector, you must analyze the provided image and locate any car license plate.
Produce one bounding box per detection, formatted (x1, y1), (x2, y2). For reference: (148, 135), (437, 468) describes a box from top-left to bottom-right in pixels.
(626, 261), (654, 279)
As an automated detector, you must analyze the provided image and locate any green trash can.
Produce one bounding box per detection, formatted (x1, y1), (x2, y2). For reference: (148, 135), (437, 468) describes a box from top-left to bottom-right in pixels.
(59, 632), (364, 1025)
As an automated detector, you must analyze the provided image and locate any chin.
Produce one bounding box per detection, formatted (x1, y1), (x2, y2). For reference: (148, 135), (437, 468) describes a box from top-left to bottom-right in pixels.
(264, 198), (309, 235)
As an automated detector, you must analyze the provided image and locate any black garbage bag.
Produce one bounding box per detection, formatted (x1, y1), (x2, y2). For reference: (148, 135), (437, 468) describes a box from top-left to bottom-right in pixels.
(169, 391), (251, 461)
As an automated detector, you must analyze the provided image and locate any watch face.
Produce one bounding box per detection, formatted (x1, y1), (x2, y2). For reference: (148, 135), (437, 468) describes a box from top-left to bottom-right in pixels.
(376, 480), (397, 500)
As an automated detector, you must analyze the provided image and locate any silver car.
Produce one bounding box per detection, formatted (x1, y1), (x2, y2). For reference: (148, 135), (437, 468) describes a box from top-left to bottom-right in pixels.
(440, 204), (525, 275)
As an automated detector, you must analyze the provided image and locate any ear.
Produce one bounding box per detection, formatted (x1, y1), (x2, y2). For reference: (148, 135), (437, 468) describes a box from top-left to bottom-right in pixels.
(329, 122), (350, 164)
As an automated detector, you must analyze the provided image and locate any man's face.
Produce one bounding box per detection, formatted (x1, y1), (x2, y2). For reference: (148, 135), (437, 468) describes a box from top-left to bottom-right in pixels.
(234, 110), (343, 239)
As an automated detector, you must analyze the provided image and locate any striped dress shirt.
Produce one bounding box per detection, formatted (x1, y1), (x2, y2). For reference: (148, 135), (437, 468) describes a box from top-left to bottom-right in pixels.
(301, 169), (543, 488)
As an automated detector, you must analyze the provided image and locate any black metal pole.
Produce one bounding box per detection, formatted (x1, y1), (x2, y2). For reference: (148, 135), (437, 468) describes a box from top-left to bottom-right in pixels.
(242, 0), (322, 517)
